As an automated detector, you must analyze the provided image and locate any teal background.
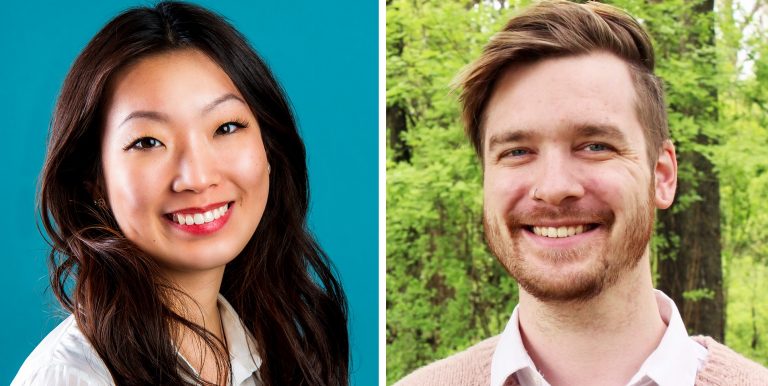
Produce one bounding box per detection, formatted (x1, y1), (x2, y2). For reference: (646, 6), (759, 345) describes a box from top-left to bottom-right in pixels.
(0, 1), (377, 385)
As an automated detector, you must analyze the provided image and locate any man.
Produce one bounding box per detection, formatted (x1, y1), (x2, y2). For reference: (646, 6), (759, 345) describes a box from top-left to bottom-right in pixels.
(394, 1), (768, 385)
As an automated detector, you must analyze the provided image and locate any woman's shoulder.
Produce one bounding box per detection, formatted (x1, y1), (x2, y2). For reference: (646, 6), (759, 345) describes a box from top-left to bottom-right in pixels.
(12, 315), (113, 386)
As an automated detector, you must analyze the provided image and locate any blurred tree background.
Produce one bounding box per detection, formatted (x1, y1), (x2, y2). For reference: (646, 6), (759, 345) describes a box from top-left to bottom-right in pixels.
(386, 0), (768, 384)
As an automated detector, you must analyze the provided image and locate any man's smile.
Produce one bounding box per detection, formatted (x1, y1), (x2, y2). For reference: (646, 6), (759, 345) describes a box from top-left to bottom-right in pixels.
(513, 219), (608, 249)
(527, 224), (600, 238)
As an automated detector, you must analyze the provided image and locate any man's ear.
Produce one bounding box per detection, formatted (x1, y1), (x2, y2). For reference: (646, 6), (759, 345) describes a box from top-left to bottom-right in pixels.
(654, 140), (677, 209)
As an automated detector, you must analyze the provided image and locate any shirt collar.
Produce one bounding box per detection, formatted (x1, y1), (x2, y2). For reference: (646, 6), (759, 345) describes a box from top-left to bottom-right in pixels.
(218, 294), (262, 385)
(490, 305), (542, 386)
(626, 290), (707, 386)
(490, 290), (706, 386)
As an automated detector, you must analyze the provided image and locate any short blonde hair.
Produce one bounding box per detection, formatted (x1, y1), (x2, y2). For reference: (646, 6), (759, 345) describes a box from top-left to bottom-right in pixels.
(458, 0), (668, 163)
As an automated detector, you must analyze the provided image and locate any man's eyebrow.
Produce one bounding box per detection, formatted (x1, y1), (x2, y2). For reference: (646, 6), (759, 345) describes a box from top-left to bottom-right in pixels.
(487, 129), (535, 152)
(574, 124), (629, 144)
(486, 124), (630, 152)
(118, 93), (246, 128)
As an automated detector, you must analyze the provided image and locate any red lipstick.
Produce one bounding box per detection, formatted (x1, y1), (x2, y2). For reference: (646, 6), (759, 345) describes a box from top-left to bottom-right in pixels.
(165, 201), (233, 235)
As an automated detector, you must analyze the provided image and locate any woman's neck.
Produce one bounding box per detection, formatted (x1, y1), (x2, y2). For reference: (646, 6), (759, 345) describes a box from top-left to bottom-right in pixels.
(166, 266), (226, 336)
(165, 265), (229, 384)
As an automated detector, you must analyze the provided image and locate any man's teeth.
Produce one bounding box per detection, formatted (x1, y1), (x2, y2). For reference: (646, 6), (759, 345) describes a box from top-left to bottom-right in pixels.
(173, 203), (229, 225)
(532, 225), (586, 238)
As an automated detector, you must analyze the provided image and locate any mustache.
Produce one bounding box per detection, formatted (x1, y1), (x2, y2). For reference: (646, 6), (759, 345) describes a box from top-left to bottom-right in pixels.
(503, 205), (615, 227)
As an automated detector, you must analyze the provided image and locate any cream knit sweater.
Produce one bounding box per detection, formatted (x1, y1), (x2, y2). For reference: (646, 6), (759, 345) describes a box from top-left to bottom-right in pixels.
(395, 335), (768, 386)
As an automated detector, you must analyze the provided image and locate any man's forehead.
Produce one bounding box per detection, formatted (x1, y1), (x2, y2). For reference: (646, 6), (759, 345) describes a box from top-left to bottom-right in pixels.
(486, 123), (631, 150)
(482, 53), (642, 145)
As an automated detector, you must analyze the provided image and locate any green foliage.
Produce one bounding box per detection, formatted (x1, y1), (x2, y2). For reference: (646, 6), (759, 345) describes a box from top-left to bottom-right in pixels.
(386, 1), (522, 383)
(683, 288), (716, 302)
(711, 0), (768, 367)
(726, 256), (768, 363)
(387, 0), (768, 382)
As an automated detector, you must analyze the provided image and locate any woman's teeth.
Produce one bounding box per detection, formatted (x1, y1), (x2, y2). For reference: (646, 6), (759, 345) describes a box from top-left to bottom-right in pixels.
(173, 203), (229, 225)
(532, 225), (586, 238)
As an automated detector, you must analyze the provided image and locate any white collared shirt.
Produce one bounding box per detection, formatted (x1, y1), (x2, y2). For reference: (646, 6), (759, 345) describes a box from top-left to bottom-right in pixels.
(12, 295), (262, 386)
(490, 290), (708, 386)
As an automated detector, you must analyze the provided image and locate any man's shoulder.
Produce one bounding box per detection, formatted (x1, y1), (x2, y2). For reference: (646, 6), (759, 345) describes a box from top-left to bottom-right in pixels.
(693, 336), (768, 385)
(393, 335), (501, 386)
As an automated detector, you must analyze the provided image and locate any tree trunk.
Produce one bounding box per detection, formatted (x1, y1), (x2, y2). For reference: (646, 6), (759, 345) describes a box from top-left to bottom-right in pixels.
(387, 103), (411, 163)
(656, 0), (724, 342)
(657, 150), (723, 341)
(387, 25), (411, 163)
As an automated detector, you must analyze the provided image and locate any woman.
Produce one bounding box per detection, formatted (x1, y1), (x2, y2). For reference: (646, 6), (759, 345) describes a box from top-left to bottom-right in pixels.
(12, 2), (348, 385)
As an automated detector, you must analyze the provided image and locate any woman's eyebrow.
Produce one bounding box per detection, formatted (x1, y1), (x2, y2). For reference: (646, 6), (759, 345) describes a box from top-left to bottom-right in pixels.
(119, 110), (168, 128)
(201, 93), (245, 115)
(118, 93), (246, 128)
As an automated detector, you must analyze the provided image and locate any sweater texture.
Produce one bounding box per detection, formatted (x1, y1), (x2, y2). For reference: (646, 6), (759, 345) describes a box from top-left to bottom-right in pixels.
(394, 335), (768, 386)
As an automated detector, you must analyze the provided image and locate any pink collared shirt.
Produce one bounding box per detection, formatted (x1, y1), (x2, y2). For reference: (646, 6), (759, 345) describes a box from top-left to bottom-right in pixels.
(490, 290), (708, 386)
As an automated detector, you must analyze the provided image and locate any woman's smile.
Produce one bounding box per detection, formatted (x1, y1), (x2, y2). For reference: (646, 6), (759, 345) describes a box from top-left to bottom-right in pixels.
(164, 201), (234, 235)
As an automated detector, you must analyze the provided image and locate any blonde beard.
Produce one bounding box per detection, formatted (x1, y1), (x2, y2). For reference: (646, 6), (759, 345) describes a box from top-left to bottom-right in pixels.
(484, 187), (655, 302)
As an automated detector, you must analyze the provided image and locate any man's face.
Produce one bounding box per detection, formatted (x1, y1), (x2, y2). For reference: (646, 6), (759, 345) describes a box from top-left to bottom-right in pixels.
(482, 52), (676, 302)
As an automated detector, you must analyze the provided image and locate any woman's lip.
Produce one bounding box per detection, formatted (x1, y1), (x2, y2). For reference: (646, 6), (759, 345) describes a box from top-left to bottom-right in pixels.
(165, 204), (233, 236)
(167, 201), (231, 215)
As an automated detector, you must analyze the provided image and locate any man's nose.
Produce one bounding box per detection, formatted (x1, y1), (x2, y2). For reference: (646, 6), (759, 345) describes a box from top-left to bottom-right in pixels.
(531, 151), (585, 206)
(171, 141), (222, 193)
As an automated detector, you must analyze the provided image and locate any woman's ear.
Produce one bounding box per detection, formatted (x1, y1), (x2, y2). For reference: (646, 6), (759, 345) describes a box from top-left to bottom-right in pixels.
(83, 180), (98, 198)
(654, 140), (678, 209)
(85, 167), (110, 209)
(84, 180), (107, 209)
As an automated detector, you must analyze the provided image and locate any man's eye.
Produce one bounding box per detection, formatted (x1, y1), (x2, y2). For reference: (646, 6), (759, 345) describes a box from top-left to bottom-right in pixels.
(505, 149), (529, 157)
(215, 121), (247, 136)
(127, 137), (163, 150)
(585, 143), (609, 152)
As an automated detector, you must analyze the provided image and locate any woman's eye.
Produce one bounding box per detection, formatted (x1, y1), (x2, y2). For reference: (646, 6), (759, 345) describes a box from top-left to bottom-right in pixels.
(127, 137), (163, 150)
(215, 121), (246, 136)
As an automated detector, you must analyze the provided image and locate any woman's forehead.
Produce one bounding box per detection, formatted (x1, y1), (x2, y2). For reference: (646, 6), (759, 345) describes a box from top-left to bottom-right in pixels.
(103, 49), (246, 128)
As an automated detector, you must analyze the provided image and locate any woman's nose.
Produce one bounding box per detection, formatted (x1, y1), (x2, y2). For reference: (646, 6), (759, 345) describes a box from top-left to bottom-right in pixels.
(171, 142), (222, 193)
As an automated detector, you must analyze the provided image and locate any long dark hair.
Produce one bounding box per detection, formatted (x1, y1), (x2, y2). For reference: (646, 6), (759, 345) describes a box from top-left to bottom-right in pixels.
(39, 2), (349, 385)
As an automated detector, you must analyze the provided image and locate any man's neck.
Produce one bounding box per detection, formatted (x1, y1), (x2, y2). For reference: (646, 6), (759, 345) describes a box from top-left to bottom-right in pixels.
(517, 255), (665, 386)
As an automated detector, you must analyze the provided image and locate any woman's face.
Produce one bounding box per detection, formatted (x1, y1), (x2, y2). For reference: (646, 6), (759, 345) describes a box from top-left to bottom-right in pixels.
(101, 49), (269, 277)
